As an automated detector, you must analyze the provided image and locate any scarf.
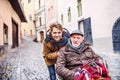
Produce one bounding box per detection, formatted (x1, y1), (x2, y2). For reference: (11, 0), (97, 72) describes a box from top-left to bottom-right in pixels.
(50, 36), (68, 48)
(67, 39), (85, 53)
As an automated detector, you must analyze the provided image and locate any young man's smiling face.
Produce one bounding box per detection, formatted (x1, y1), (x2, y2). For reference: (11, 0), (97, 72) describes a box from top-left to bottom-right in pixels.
(51, 27), (63, 42)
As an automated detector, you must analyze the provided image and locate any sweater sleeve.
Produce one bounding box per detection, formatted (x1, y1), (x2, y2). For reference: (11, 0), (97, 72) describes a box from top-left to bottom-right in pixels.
(56, 50), (75, 80)
(43, 42), (58, 59)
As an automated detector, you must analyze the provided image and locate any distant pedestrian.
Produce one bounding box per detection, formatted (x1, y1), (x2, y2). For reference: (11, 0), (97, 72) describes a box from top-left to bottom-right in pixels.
(43, 22), (69, 80)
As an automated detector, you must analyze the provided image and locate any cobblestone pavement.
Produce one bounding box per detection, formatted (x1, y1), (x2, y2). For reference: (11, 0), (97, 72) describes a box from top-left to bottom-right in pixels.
(0, 36), (120, 80)
(0, 36), (50, 80)
(93, 48), (120, 80)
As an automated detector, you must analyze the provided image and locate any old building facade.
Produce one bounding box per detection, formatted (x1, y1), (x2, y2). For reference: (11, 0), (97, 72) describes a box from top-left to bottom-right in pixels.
(57, 0), (120, 53)
(21, 0), (36, 37)
(45, 0), (58, 30)
(0, 0), (26, 55)
(34, 0), (46, 42)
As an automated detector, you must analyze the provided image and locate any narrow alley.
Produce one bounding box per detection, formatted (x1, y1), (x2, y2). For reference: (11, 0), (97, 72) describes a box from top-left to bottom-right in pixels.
(0, 36), (49, 80)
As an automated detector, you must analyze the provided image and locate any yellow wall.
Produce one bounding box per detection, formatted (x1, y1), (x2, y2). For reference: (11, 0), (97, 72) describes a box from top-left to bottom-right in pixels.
(21, 0), (36, 37)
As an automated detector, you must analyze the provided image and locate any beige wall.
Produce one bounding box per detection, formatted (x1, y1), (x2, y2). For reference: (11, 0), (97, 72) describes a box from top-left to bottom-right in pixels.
(57, 0), (120, 38)
(82, 0), (120, 52)
(82, 0), (120, 38)
(56, 0), (120, 52)
(57, 0), (78, 32)
(45, 0), (57, 30)
(0, 18), (3, 45)
(21, 0), (36, 37)
(34, 0), (46, 42)
(0, 0), (22, 47)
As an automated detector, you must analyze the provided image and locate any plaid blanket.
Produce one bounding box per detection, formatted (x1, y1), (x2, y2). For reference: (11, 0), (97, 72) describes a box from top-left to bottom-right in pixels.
(74, 59), (111, 80)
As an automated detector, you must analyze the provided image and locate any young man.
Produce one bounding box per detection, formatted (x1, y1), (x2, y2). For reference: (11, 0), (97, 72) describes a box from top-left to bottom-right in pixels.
(43, 22), (69, 80)
(56, 30), (110, 80)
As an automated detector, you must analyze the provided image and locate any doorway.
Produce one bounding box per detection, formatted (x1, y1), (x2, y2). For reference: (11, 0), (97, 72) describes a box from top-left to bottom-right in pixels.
(40, 31), (44, 42)
(12, 20), (18, 48)
(78, 17), (93, 46)
(3, 24), (8, 44)
(112, 17), (120, 53)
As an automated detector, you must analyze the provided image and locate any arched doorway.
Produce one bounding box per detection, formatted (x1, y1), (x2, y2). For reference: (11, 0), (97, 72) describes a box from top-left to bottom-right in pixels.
(112, 17), (120, 53)
(40, 31), (44, 42)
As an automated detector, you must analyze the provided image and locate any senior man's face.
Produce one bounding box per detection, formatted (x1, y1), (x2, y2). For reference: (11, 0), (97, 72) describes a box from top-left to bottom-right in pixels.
(51, 27), (63, 42)
(70, 34), (84, 47)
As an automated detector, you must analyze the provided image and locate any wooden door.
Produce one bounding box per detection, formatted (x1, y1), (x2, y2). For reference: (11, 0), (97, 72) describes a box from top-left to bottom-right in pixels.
(40, 31), (44, 42)
(12, 21), (18, 48)
(83, 17), (93, 46)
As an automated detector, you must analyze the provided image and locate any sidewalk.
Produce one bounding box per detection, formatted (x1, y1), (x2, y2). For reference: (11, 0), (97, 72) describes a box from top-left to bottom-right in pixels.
(92, 37), (120, 80)
(0, 36), (50, 80)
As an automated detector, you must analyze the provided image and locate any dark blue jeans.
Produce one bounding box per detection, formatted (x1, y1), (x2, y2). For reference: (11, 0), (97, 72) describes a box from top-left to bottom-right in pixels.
(48, 65), (56, 80)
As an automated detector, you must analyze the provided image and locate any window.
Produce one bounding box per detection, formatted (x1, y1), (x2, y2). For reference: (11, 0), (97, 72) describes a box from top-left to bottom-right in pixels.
(61, 14), (64, 25)
(22, 3), (24, 9)
(3, 24), (8, 44)
(30, 30), (32, 36)
(77, 0), (82, 17)
(39, 0), (41, 8)
(28, 0), (31, 3)
(39, 17), (42, 26)
(68, 7), (71, 22)
(24, 30), (26, 36)
(29, 14), (32, 21)
(20, 0), (22, 2)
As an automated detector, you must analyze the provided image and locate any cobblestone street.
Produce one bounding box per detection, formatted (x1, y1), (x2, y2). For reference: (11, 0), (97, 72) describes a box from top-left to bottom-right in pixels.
(93, 38), (120, 80)
(96, 51), (120, 80)
(0, 36), (120, 80)
(0, 36), (49, 80)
